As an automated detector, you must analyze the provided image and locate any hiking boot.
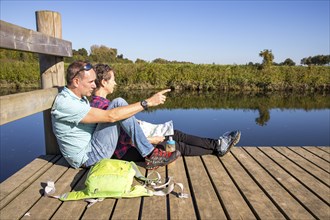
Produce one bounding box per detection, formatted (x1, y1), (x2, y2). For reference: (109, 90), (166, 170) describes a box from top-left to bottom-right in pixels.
(145, 148), (181, 170)
(215, 130), (241, 157)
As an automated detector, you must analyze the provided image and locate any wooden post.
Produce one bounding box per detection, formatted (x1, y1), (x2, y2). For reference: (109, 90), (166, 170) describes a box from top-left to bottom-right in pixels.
(36, 10), (65, 154)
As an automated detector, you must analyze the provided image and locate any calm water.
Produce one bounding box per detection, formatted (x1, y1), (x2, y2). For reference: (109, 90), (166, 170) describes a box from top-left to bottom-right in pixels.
(1, 90), (329, 182)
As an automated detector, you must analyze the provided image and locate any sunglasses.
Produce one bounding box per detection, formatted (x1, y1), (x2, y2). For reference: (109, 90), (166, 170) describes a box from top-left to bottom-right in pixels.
(72, 63), (93, 80)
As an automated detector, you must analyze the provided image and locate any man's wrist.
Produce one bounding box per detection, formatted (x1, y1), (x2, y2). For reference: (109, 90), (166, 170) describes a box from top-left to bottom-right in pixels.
(140, 100), (148, 110)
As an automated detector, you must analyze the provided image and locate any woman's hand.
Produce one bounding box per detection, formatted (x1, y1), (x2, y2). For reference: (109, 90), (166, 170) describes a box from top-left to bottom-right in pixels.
(147, 136), (165, 144)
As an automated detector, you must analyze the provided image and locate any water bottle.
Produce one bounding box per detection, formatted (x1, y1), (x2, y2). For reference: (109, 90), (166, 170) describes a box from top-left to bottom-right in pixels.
(166, 136), (176, 152)
(166, 136), (176, 167)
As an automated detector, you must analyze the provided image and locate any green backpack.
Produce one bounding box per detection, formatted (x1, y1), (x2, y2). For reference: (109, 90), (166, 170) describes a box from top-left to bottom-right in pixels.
(45, 159), (187, 207)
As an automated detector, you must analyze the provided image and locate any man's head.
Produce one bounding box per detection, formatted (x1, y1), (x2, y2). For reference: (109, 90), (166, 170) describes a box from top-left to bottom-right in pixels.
(93, 64), (117, 94)
(66, 61), (96, 98)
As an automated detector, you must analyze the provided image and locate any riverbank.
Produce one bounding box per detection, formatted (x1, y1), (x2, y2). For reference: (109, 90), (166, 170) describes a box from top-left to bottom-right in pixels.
(1, 62), (329, 92)
(0, 82), (40, 96)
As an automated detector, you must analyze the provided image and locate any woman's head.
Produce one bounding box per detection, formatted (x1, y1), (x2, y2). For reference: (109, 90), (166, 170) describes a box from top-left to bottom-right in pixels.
(93, 64), (117, 94)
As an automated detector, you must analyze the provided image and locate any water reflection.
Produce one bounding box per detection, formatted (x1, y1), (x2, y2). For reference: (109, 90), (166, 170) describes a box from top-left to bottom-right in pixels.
(0, 87), (40, 96)
(111, 90), (330, 127)
(255, 106), (270, 126)
(1, 88), (329, 128)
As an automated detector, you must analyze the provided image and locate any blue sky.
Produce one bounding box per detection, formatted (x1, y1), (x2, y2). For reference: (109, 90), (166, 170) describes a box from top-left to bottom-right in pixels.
(1, 0), (329, 64)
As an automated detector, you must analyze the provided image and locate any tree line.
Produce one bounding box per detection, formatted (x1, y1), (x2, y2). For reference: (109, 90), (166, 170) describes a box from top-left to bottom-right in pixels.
(251, 49), (330, 67)
(1, 46), (329, 66)
(1, 46), (329, 92)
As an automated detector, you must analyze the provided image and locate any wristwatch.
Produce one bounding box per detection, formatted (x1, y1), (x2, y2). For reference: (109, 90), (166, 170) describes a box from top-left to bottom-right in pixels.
(140, 100), (148, 110)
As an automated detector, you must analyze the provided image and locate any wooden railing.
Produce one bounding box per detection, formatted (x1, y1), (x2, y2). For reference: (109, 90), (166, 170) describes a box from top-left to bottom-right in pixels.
(0, 11), (72, 154)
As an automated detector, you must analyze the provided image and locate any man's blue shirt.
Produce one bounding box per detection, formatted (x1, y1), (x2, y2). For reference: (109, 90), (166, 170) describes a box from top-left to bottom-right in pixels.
(51, 87), (96, 168)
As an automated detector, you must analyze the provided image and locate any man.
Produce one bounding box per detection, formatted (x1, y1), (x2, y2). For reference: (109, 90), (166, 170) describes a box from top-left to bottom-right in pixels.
(51, 61), (180, 169)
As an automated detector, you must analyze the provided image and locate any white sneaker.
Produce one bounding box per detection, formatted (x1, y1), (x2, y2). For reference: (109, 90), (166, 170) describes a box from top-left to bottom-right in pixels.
(216, 130), (241, 156)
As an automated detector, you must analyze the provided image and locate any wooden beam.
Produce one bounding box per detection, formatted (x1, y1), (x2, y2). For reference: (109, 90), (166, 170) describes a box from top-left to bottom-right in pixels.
(0, 20), (72, 57)
(36, 10), (65, 154)
(0, 88), (60, 126)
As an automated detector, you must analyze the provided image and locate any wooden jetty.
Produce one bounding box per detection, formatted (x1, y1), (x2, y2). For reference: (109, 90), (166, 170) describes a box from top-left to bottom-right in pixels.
(1, 11), (329, 220)
(0, 146), (329, 219)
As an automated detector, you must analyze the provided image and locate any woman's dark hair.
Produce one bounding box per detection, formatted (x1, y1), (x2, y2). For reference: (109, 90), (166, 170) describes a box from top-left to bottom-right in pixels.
(93, 64), (114, 88)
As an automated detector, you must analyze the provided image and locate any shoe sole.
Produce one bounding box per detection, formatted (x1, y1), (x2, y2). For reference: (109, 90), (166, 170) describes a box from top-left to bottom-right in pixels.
(146, 152), (181, 170)
(146, 158), (177, 170)
(146, 165), (159, 170)
(220, 131), (241, 157)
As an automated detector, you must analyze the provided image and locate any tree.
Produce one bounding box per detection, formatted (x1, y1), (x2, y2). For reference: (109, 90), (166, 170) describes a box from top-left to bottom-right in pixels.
(259, 49), (274, 68)
(301, 55), (330, 66)
(116, 54), (133, 63)
(282, 58), (295, 66)
(135, 58), (148, 64)
(77, 48), (88, 57)
(71, 48), (89, 62)
(90, 45), (117, 63)
(301, 56), (312, 66)
(152, 58), (168, 64)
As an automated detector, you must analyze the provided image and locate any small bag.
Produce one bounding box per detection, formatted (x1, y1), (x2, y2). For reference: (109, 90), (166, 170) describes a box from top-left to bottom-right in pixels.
(45, 159), (188, 207)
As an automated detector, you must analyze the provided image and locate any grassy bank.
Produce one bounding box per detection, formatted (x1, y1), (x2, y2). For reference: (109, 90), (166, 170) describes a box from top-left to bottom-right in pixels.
(0, 62), (40, 89)
(112, 63), (330, 92)
(1, 62), (329, 92)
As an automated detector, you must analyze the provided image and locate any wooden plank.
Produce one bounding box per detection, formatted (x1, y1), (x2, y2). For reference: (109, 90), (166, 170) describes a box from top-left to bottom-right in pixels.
(233, 148), (314, 219)
(110, 198), (141, 219)
(221, 149), (285, 219)
(202, 154), (255, 219)
(140, 166), (167, 219)
(52, 171), (90, 219)
(0, 155), (56, 200)
(260, 147), (330, 204)
(185, 156), (227, 219)
(21, 168), (86, 219)
(81, 196), (116, 220)
(0, 157), (69, 219)
(0, 20), (72, 57)
(0, 87), (59, 125)
(303, 146), (330, 163)
(318, 146), (330, 154)
(277, 147), (330, 186)
(110, 163), (146, 220)
(0, 155), (60, 210)
(167, 157), (196, 220)
(245, 147), (329, 219)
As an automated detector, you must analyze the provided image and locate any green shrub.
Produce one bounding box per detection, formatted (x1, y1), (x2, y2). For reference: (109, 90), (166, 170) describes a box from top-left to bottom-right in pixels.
(1, 61), (329, 91)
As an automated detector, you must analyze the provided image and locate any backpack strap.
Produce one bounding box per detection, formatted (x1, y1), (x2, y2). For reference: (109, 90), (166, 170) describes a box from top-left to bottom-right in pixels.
(130, 162), (188, 198)
(44, 181), (61, 199)
(85, 198), (105, 208)
(130, 161), (161, 185)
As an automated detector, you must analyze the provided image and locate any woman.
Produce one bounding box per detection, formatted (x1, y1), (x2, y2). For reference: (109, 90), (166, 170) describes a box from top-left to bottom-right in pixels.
(90, 64), (241, 162)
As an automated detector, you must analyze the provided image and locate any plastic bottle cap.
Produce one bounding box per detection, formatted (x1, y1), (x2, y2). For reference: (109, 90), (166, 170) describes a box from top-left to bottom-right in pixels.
(167, 136), (175, 145)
